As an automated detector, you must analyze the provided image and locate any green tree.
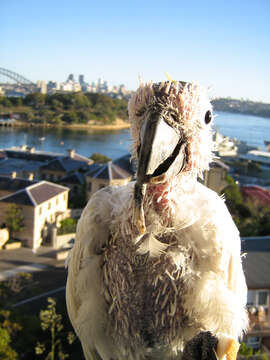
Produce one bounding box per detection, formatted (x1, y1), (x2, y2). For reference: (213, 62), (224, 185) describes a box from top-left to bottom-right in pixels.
(0, 310), (21, 360)
(57, 218), (78, 235)
(0, 326), (18, 359)
(239, 342), (253, 357)
(24, 93), (46, 108)
(35, 297), (75, 360)
(62, 111), (79, 124)
(90, 152), (111, 164)
(5, 204), (24, 240)
(224, 177), (270, 236)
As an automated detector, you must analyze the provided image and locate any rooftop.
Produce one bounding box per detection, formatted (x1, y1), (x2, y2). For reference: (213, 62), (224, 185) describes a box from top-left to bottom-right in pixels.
(0, 176), (36, 192)
(59, 171), (85, 185)
(0, 181), (69, 206)
(242, 251), (270, 289)
(86, 161), (132, 180)
(241, 185), (270, 205)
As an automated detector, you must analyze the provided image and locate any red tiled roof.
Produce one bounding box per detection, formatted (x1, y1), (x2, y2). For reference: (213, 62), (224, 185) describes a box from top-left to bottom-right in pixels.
(241, 185), (270, 206)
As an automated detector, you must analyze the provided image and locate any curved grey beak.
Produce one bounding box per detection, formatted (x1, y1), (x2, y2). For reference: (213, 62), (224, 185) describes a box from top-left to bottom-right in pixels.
(134, 112), (187, 234)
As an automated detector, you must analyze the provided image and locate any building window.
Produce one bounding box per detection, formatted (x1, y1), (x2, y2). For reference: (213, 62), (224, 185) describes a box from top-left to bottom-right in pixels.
(88, 182), (92, 191)
(247, 290), (269, 308)
(48, 202), (51, 210)
(63, 194), (66, 200)
(39, 207), (42, 215)
(56, 198), (59, 206)
(258, 291), (268, 306)
(50, 174), (54, 181)
(247, 336), (261, 349)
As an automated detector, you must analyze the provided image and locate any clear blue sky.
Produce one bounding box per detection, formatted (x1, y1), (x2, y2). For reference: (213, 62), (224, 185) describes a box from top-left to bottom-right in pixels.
(1, 0), (270, 102)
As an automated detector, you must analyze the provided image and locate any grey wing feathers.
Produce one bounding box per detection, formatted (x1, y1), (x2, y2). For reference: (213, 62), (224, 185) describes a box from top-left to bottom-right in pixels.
(66, 187), (115, 360)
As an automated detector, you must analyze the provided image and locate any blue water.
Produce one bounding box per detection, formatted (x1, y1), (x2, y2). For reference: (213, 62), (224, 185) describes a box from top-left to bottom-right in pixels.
(214, 112), (270, 150)
(1, 112), (269, 160)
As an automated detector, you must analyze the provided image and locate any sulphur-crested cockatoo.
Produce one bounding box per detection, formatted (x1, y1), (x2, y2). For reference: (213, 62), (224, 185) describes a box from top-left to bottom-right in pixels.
(66, 80), (248, 360)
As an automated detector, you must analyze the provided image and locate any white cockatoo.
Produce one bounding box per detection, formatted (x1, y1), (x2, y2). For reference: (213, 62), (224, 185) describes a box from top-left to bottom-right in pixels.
(66, 80), (248, 360)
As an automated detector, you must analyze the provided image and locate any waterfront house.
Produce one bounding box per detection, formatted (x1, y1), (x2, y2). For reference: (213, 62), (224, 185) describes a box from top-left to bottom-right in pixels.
(0, 146), (92, 182)
(0, 179), (69, 249)
(38, 149), (92, 181)
(86, 161), (132, 199)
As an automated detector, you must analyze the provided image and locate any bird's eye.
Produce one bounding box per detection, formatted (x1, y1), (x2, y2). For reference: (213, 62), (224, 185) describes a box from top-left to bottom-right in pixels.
(204, 110), (212, 125)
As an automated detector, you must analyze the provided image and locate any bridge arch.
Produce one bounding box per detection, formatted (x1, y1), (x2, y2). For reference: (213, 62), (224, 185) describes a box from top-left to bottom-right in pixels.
(0, 67), (35, 86)
(0, 67), (37, 94)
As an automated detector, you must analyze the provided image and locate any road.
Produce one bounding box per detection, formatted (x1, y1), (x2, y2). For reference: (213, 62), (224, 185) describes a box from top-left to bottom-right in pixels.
(0, 246), (69, 311)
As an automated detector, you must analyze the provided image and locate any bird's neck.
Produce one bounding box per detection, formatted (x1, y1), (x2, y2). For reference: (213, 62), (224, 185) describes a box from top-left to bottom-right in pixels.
(145, 174), (197, 210)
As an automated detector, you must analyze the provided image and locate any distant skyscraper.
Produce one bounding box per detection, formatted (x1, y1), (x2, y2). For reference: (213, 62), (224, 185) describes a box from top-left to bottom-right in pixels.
(79, 75), (84, 85)
(37, 80), (47, 94)
(67, 74), (74, 82)
(103, 81), (108, 91)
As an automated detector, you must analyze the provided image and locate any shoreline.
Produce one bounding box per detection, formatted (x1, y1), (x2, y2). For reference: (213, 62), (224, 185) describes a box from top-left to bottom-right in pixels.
(12, 119), (131, 132)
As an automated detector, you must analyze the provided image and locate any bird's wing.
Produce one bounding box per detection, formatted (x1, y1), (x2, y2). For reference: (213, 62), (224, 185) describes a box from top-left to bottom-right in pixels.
(183, 183), (248, 340)
(66, 186), (119, 360)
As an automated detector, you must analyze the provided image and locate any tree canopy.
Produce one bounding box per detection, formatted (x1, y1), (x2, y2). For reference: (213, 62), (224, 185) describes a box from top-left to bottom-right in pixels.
(5, 204), (24, 239)
(0, 92), (128, 126)
(224, 176), (270, 236)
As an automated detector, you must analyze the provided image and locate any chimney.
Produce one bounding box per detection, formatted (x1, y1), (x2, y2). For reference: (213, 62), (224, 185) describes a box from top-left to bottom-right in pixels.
(67, 149), (75, 158)
(28, 173), (34, 181)
(11, 171), (16, 178)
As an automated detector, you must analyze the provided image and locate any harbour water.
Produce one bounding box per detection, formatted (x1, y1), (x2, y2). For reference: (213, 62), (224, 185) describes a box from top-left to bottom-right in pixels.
(0, 112), (269, 160)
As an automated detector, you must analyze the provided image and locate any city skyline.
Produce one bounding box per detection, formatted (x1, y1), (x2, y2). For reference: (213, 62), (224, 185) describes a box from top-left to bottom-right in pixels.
(1, 0), (270, 102)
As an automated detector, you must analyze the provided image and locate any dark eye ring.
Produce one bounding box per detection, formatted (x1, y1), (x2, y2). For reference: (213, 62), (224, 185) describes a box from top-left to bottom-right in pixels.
(204, 110), (212, 124)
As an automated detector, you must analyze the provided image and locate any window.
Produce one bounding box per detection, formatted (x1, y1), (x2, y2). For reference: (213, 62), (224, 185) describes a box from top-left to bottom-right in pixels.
(258, 291), (268, 307)
(39, 207), (42, 215)
(56, 198), (59, 206)
(88, 182), (92, 191)
(247, 336), (261, 350)
(247, 290), (269, 308)
(48, 202), (51, 210)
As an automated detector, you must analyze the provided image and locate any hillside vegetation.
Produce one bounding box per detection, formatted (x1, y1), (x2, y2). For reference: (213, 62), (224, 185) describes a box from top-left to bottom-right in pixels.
(0, 92), (128, 125)
(212, 98), (270, 118)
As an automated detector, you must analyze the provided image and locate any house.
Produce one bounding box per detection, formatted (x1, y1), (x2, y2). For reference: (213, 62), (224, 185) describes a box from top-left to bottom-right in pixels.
(200, 159), (229, 194)
(113, 154), (136, 178)
(0, 179), (69, 249)
(39, 149), (92, 182)
(0, 176), (36, 198)
(58, 171), (85, 195)
(86, 161), (132, 199)
(241, 236), (270, 352)
(0, 146), (92, 182)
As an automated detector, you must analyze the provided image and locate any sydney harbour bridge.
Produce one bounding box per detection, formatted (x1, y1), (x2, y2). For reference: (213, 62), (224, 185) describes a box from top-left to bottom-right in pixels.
(0, 67), (37, 94)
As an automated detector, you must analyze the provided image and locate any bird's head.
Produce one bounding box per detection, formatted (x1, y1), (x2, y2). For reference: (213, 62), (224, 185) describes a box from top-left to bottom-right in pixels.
(128, 80), (214, 234)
